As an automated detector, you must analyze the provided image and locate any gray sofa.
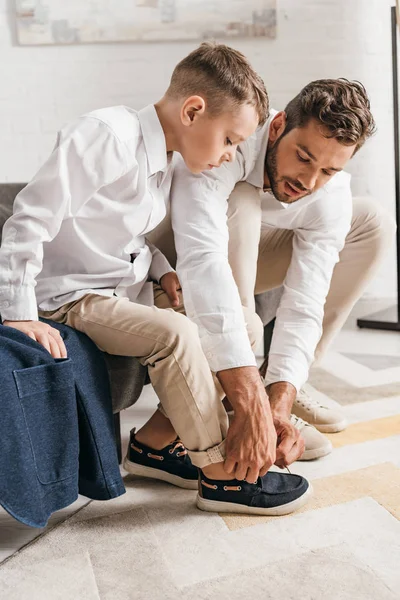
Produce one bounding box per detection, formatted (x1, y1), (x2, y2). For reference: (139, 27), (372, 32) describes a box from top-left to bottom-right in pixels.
(0, 183), (148, 462)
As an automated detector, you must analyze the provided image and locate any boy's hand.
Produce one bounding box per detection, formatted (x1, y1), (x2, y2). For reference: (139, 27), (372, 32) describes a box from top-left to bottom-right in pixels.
(2, 320), (67, 359)
(160, 272), (182, 307)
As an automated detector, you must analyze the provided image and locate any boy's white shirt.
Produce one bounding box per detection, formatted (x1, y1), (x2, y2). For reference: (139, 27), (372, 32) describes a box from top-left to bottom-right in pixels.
(0, 104), (175, 322)
(171, 109), (353, 392)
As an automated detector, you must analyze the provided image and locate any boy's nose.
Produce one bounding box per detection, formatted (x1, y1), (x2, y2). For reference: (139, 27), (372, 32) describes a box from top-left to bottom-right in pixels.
(222, 148), (236, 164)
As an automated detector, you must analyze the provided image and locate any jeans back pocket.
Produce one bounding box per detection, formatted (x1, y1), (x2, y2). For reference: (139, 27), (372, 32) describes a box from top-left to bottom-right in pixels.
(13, 358), (79, 485)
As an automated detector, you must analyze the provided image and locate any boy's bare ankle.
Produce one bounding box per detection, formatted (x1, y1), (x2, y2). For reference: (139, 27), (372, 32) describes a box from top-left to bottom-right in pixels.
(202, 462), (235, 481)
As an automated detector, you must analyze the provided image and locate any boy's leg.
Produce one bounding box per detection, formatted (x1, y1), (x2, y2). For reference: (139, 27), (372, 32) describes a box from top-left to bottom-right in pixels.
(41, 293), (228, 469)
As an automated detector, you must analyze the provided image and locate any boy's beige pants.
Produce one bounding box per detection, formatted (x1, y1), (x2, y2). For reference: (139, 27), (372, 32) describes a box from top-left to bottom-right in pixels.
(40, 182), (395, 467)
(39, 285), (261, 469)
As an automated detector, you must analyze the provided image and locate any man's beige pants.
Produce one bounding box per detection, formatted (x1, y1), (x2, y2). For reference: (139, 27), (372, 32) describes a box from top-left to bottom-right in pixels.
(150, 182), (396, 367)
(225, 183), (396, 363)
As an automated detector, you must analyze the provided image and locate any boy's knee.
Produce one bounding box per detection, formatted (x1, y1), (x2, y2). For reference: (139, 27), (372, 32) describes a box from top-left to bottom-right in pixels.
(161, 310), (199, 345)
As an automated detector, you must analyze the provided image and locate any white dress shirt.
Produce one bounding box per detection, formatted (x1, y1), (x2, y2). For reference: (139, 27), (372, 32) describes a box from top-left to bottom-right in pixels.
(171, 110), (353, 391)
(0, 104), (174, 322)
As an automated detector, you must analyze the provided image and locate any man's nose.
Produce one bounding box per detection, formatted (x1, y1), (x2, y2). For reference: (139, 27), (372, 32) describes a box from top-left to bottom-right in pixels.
(299, 169), (318, 191)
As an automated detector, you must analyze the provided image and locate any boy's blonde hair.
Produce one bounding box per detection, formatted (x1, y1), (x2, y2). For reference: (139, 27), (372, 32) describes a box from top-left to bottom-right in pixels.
(166, 42), (269, 126)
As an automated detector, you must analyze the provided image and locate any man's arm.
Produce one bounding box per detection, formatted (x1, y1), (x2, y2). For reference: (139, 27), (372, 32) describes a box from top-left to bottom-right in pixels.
(0, 117), (128, 355)
(170, 156), (277, 481)
(265, 180), (353, 417)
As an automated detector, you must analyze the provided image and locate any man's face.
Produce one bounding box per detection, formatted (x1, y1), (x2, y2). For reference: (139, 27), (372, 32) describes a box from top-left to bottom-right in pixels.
(181, 103), (259, 174)
(265, 114), (356, 203)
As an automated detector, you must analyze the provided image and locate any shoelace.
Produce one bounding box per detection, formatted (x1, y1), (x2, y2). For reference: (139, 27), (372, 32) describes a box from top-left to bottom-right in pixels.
(168, 440), (188, 458)
(289, 414), (307, 430)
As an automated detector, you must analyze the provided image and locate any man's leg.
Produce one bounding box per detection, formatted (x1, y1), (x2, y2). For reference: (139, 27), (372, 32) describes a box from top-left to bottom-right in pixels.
(225, 182), (331, 459)
(255, 196), (396, 361)
(254, 193), (396, 433)
(314, 197), (396, 361)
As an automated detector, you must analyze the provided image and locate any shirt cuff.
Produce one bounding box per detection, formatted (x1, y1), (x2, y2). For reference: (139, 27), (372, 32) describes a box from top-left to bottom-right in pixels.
(200, 330), (257, 372)
(0, 286), (39, 322)
(149, 253), (175, 284)
(264, 361), (309, 394)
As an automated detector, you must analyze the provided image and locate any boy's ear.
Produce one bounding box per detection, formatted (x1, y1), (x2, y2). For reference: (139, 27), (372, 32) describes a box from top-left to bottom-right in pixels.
(181, 95), (206, 126)
(269, 111), (287, 143)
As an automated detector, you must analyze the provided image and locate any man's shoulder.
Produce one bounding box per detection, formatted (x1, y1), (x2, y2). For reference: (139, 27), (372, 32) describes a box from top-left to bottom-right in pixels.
(79, 105), (140, 144)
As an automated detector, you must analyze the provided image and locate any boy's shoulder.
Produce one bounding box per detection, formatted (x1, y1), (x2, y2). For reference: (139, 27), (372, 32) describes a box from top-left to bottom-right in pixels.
(79, 105), (141, 144)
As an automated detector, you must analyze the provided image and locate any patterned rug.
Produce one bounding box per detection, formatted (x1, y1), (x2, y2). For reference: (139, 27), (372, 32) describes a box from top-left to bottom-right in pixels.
(1, 348), (400, 600)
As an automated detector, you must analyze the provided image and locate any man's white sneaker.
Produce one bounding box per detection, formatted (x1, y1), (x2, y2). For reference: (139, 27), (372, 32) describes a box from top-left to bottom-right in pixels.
(290, 414), (333, 461)
(293, 388), (348, 433)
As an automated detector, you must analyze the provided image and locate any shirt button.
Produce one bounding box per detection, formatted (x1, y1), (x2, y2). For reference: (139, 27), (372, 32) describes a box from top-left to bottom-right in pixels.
(1, 301), (10, 308)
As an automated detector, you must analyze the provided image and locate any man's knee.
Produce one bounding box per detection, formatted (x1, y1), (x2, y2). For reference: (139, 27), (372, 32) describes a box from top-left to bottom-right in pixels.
(352, 197), (396, 243)
(227, 181), (261, 219)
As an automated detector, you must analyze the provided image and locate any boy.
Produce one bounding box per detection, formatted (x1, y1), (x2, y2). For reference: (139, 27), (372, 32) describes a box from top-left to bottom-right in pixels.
(0, 43), (311, 515)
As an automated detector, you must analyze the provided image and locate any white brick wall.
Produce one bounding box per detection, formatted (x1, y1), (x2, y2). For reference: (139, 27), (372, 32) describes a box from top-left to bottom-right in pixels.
(0, 0), (397, 298)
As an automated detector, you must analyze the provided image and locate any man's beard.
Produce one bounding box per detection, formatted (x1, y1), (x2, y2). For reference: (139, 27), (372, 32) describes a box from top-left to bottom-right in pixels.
(264, 140), (310, 204)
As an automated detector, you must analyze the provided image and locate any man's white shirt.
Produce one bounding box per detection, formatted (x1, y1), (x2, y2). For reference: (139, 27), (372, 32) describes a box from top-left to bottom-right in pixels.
(171, 109), (353, 391)
(0, 104), (174, 322)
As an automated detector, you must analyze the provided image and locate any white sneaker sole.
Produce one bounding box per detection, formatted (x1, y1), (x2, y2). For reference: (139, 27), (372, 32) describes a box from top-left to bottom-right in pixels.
(299, 441), (333, 461)
(196, 484), (313, 516)
(314, 419), (348, 433)
(123, 458), (198, 490)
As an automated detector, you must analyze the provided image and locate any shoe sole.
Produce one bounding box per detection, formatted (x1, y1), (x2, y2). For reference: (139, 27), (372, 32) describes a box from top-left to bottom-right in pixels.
(298, 442), (333, 461)
(196, 484), (313, 516)
(313, 419), (348, 433)
(123, 458), (198, 490)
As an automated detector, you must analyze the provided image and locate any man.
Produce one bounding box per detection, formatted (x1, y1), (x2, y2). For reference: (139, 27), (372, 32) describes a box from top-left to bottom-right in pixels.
(154, 78), (395, 463)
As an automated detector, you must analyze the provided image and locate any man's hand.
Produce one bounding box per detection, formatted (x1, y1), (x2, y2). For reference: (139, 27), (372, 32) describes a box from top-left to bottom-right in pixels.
(160, 272), (181, 307)
(218, 366), (277, 483)
(3, 320), (67, 359)
(273, 415), (305, 468)
(266, 380), (304, 467)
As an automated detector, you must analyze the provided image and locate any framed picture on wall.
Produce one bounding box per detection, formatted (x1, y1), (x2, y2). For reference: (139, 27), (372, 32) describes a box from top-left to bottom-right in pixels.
(15, 0), (277, 46)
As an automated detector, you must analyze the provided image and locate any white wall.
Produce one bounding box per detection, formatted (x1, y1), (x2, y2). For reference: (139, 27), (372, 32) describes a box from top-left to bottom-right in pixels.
(0, 0), (397, 298)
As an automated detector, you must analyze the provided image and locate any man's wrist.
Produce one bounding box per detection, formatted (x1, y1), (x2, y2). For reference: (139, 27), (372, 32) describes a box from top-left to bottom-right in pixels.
(267, 381), (297, 419)
(217, 366), (269, 414)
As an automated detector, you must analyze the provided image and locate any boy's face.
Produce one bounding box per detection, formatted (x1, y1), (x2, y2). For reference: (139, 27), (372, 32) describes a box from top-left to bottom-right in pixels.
(265, 114), (356, 203)
(181, 102), (259, 174)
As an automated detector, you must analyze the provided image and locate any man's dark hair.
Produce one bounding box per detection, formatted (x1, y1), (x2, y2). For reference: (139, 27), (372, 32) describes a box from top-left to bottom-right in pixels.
(283, 78), (376, 153)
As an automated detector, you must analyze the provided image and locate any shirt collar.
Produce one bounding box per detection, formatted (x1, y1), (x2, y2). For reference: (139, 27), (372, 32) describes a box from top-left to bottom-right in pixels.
(246, 109), (277, 190)
(246, 110), (289, 209)
(137, 104), (168, 176)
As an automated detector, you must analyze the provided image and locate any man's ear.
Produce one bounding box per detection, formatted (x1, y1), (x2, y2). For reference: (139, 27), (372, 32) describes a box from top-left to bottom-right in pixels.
(181, 95), (206, 126)
(269, 111), (287, 143)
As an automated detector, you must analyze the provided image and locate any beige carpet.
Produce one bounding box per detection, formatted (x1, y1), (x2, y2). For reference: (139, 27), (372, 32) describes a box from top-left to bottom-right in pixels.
(1, 350), (400, 599)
